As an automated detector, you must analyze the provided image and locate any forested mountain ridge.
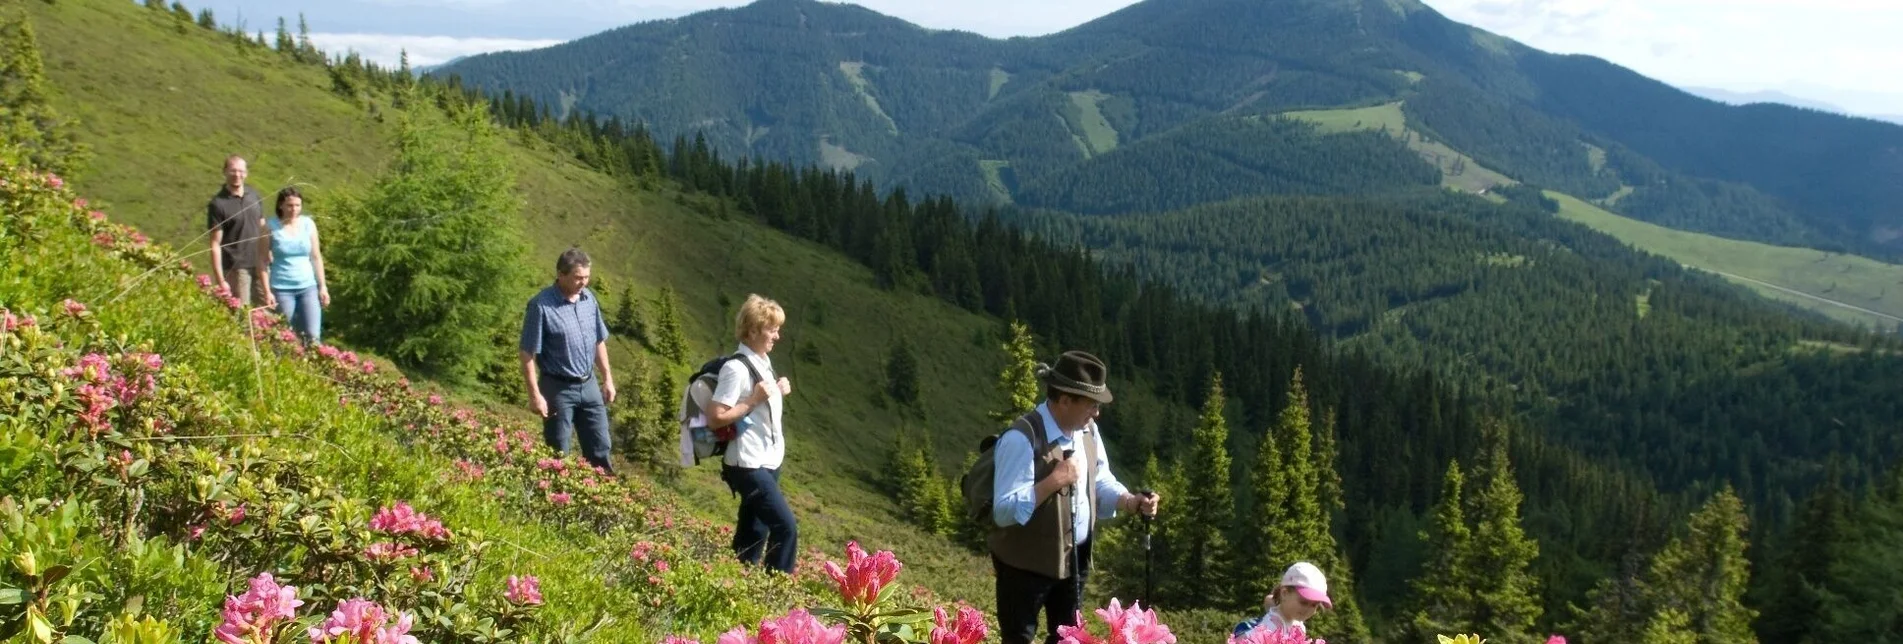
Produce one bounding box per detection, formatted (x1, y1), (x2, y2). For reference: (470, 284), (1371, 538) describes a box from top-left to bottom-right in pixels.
(440, 0), (1903, 259)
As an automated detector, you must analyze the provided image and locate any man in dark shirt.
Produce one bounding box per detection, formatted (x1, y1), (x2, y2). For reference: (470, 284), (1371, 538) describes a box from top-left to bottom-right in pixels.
(520, 247), (617, 473)
(207, 155), (265, 306)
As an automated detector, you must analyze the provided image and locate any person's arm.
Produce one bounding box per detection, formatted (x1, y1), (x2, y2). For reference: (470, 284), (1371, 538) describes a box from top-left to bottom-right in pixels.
(991, 430), (1078, 527)
(310, 219), (329, 307)
(208, 203), (226, 286)
(257, 221), (275, 308)
(595, 341), (615, 403)
(706, 360), (770, 427)
(1091, 428), (1135, 518)
(594, 297), (613, 401)
(520, 300), (547, 417)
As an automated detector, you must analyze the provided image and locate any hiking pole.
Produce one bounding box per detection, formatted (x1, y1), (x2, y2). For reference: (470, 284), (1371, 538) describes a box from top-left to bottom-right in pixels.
(1064, 448), (1084, 619)
(1137, 488), (1155, 609)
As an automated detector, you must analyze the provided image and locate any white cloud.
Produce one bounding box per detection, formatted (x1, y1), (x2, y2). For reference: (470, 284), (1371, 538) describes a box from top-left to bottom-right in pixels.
(306, 33), (565, 67)
(1421, 0), (1903, 114)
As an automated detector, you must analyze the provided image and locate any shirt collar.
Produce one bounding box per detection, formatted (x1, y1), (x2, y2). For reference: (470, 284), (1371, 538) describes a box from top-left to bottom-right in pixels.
(546, 285), (591, 304)
(735, 342), (772, 370)
(1034, 401), (1091, 445)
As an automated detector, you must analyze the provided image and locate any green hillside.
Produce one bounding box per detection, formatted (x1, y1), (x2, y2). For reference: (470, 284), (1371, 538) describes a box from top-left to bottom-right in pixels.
(26, 0), (1010, 605)
(1547, 192), (1903, 331)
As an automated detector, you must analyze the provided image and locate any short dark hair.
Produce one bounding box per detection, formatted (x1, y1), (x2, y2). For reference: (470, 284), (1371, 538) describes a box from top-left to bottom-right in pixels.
(556, 247), (591, 276)
(275, 186), (302, 217)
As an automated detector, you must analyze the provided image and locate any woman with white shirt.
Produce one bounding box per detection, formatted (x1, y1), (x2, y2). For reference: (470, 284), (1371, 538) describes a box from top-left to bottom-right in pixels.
(705, 294), (797, 573)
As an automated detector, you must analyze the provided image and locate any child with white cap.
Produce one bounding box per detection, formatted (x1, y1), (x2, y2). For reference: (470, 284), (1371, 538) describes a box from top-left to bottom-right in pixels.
(1232, 561), (1333, 638)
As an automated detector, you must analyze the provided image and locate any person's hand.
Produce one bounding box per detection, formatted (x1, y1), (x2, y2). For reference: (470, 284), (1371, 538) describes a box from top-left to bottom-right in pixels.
(1136, 490), (1161, 518)
(751, 380), (774, 404)
(218, 279), (230, 293)
(603, 379), (617, 404)
(530, 392), (549, 418)
(319, 287), (330, 307)
(264, 292), (277, 309)
(777, 377), (792, 396)
(1046, 458), (1080, 489)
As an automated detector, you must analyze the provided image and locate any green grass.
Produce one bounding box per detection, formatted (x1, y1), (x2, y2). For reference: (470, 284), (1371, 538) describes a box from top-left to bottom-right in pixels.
(977, 159), (1014, 203)
(987, 68), (1010, 101)
(1548, 191), (1903, 331)
(1065, 90), (1119, 157)
(29, 0), (1021, 611)
(1284, 102), (1407, 134)
(837, 61), (898, 135)
(1282, 102), (1515, 193)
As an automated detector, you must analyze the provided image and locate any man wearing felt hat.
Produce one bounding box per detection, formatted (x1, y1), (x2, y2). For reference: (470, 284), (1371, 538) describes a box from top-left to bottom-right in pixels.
(988, 350), (1163, 644)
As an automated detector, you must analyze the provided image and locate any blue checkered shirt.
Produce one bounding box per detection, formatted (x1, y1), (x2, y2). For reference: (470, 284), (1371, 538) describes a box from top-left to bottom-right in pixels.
(519, 285), (609, 380)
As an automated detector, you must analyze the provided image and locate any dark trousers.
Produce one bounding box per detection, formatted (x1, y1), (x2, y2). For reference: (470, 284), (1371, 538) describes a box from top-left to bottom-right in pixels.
(994, 539), (1093, 644)
(539, 373), (612, 473)
(724, 465), (799, 573)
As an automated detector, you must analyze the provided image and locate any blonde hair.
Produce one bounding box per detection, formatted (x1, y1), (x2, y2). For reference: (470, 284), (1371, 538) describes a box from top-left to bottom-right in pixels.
(734, 294), (786, 343)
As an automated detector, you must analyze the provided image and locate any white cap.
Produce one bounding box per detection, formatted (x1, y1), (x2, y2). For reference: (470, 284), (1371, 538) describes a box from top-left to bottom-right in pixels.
(1280, 562), (1332, 608)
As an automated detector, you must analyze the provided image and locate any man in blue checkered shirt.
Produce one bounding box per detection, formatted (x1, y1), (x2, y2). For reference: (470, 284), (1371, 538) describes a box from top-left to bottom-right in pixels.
(520, 247), (617, 473)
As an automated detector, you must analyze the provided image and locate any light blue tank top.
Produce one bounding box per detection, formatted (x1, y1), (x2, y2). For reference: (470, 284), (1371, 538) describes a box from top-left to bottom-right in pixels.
(267, 216), (317, 291)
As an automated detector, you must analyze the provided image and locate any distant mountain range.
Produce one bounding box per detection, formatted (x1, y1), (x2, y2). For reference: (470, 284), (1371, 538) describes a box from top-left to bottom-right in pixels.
(1682, 86), (1903, 125)
(437, 0), (1903, 260)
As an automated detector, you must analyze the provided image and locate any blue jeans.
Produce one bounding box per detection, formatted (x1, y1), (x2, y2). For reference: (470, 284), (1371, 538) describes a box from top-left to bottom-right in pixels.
(274, 286), (322, 345)
(723, 465), (798, 573)
(539, 373), (613, 472)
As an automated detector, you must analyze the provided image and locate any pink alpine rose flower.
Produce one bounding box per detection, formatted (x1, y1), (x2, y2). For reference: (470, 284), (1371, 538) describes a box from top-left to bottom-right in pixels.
(757, 608), (847, 644)
(929, 605), (989, 644)
(716, 626), (758, 644)
(1060, 599), (1176, 644)
(821, 541), (903, 607)
(61, 299), (87, 317)
(504, 575), (544, 605)
(213, 572), (303, 644)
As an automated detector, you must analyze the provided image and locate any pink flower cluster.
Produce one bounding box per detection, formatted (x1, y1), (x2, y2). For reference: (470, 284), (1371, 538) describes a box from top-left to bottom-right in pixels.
(59, 352), (162, 436)
(364, 542), (420, 562)
(504, 575), (544, 606)
(676, 609), (847, 644)
(1059, 599), (1176, 644)
(1547, 637), (1567, 644)
(0, 308), (35, 332)
(306, 598), (419, 644)
(1228, 624), (1321, 644)
(214, 573), (304, 644)
(821, 541), (902, 608)
(929, 605), (988, 644)
(368, 502), (451, 541)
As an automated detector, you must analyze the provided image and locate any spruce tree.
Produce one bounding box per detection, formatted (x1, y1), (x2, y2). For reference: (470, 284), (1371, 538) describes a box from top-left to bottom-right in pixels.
(1810, 464), (1901, 643)
(651, 285), (690, 364)
(614, 284), (644, 341)
(1465, 422), (1542, 644)
(1640, 609), (1699, 644)
(890, 433), (940, 532)
(1145, 454), (1193, 606)
(1641, 487), (1757, 644)
(195, 8), (215, 29)
(274, 17), (293, 53)
(1237, 410), (1287, 608)
(0, 14), (86, 176)
(1410, 461), (1476, 640)
(885, 337), (920, 406)
(990, 320), (1042, 424)
(328, 97), (532, 386)
(1180, 373), (1235, 600)
(1752, 470), (1849, 643)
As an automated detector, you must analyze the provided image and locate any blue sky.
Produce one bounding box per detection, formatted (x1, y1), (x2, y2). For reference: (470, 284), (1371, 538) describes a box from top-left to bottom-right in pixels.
(189, 0), (1903, 117)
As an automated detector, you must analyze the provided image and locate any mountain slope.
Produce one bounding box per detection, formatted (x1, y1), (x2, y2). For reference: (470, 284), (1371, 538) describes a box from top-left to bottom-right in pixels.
(439, 0), (1903, 260)
(26, 0), (1012, 604)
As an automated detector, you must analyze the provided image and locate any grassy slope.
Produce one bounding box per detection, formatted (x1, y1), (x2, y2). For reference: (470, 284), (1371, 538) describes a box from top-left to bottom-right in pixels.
(1547, 191), (1903, 332)
(30, 0), (1015, 607)
(1281, 102), (1513, 193)
(1277, 102), (1903, 333)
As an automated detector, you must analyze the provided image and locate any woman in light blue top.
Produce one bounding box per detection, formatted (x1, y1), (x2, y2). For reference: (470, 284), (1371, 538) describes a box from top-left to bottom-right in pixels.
(258, 186), (329, 345)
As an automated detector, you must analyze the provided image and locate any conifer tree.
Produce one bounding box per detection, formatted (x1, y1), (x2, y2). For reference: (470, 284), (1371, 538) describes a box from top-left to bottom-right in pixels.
(1236, 409), (1287, 608)
(1641, 487), (1757, 644)
(0, 14), (87, 176)
(990, 320), (1042, 424)
(651, 285), (690, 364)
(885, 337), (920, 406)
(1752, 468), (1848, 643)
(195, 8), (215, 29)
(890, 433), (941, 533)
(1410, 461), (1475, 640)
(1465, 422), (1542, 644)
(145, 0), (166, 10)
(1180, 373), (1235, 600)
(328, 96), (532, 386)
(1144, 454), (1193, 606)
(1813, 463), (1903, 642)
(614, 284), (644, 341)
(274, 17), (293, 53)
(1640, 609), (1699, 644)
